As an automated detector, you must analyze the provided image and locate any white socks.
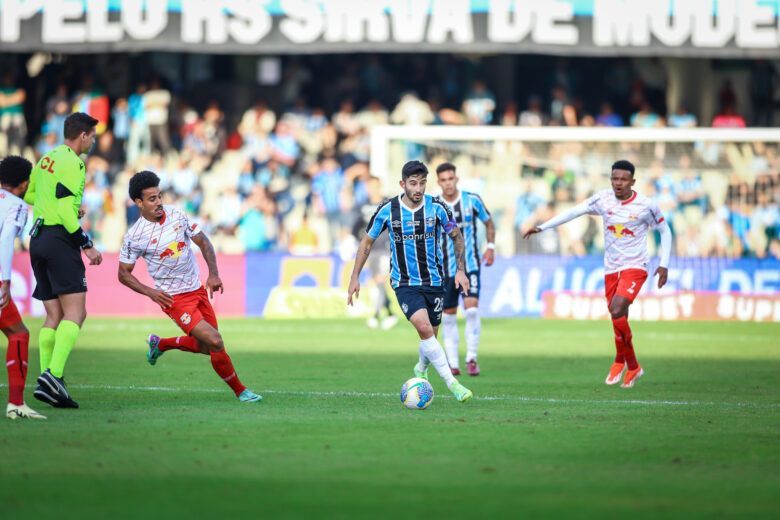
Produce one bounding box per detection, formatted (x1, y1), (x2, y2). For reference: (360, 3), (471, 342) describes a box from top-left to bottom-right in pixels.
(441, 313), (459, 369)
(419, 336), (456, 388)
(464, 307), (481, 363)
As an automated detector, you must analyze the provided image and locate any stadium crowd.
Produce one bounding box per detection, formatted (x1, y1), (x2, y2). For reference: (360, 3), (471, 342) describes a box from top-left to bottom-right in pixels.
(1, 68), (778, 260)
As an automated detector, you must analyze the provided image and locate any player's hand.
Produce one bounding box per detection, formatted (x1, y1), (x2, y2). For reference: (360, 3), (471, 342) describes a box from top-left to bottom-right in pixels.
(0, 283), (10, 309)
(78, 208), (86, 219)
(83, 247), (102, 265)
(523, 226), (541, 239)
(455, 270), (470, 295)
(147, 288), (174, 310)
(347, 276), (360, 306)
(655, 266), (668, 289)
(206, 274), (224, 299)
(482, 248), (495, 266)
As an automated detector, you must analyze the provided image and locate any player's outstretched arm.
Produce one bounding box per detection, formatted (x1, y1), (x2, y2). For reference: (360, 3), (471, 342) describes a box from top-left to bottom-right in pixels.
(117, 261), (173, 309)
(523, 201), (591, 239)
(347, 234), (375, 306)
(449, 227), (470, 295)
(655, 219), (672, 288)
(191, 232), (223, 298)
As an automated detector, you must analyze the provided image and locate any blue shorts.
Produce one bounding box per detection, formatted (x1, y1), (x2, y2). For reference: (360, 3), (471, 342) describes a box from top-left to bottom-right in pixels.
(394, 286), (445, 327)
(443, 270), (480, 309)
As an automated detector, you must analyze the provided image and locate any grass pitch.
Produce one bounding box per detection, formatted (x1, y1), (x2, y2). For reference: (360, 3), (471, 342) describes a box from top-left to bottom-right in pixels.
(1, 318), (778, 518)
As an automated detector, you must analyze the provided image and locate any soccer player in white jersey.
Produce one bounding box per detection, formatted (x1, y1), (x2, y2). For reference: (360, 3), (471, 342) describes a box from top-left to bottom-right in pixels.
(118, 171), (261, 403)
(0, 157), (45, 419)
(435, 163), (495, 376)
(524, 160), (672, 388)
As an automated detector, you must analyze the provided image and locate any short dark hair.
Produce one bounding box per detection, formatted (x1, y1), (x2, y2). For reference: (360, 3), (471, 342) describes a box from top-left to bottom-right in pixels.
(436, 162), (456, 175)
(129, 170), (161, 201)
(0, 155), (32, 187)
(63, 112), (98, 140)
(402, 160), (428, 180)
(611, 159), (635, 176)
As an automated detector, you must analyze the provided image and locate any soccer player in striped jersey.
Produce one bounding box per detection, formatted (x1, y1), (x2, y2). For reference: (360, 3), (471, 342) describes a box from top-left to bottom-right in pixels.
(525, 160), (672, 388)
(435, 163), (495, 376)
(347, 161), (473, 402)
(118, 171), (261, 403)
(0, 156), (45, 419)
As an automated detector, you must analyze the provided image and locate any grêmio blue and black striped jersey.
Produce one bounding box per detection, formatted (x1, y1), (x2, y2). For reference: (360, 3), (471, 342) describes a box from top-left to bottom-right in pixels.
(439, 191), (491, 277)
(366, 194), (457, 289)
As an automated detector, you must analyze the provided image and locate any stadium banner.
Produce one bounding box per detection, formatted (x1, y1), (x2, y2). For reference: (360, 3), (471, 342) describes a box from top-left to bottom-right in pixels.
(1, 0), (779, 57)
(10, 252), (247, 317)
(244, 253), (780, 321)
(542, 292), (780, 322)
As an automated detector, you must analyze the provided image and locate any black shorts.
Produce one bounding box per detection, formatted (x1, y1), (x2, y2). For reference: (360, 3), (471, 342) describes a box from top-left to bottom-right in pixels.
(443, 270), (480, 309)
(394, 286), (445, 327)
(30, 225), (87, 301)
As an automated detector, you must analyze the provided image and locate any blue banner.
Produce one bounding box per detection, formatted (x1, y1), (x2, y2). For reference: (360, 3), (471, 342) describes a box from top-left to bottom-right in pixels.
(245, 253), (780, 318)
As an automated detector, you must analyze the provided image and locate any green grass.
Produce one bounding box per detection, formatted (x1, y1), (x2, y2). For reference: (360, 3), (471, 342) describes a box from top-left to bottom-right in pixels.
(2, 318), (779, 519)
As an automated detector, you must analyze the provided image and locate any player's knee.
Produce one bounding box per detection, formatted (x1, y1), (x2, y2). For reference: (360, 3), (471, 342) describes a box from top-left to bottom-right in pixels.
(208, 334), (225, 352)
(417, 323), (434, 338)
(609, 304), (627, 319)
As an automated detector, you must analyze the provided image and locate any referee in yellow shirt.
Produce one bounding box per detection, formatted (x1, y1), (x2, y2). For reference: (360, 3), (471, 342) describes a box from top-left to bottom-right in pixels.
(27, 112), (102, 409)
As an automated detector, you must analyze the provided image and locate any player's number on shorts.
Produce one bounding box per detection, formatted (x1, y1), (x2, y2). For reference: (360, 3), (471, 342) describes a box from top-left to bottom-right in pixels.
(627, 281), (637, 294)
(470, 274), (478, 288)
(434, 297), (443, 312)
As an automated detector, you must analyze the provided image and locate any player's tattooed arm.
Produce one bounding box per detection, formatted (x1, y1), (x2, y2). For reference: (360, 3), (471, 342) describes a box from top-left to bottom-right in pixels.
(482, 218), (496, 266)
(191, 232), (223, 298)
(118, 261), (173, 309)
(347, 234), (375, 306)
(448, 228), (471, 294)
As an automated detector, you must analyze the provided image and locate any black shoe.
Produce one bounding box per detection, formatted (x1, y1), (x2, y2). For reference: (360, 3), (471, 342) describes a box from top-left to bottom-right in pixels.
(33, 383), (59, 408)
(37, 370), (79, 408)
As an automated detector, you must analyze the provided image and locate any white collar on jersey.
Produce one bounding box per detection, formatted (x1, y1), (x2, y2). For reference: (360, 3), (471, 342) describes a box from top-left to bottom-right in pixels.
(398, 193), (424, 212)
(440, 191), (461, 207)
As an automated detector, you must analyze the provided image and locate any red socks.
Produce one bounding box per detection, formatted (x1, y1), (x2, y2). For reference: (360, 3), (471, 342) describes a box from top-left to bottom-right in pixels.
(612, 315), (639, 370)
(158, 336), (200, 353)
(209, 349), (246, 396)
(6, 333), (29, 406)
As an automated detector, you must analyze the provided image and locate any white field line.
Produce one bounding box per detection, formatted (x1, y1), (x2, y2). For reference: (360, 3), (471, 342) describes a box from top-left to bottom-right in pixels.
(6, 383), (778, 410)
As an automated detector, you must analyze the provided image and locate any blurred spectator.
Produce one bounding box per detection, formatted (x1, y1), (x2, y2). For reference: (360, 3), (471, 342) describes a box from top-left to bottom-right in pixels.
(311, 155), (345, 247)
(462, 81), (496, 125)
(333, 100), (361, 138)
(289, 211), (319, 255)
(127, 83), (150, 164)
(356, 100), (389, 130)
(145, 78), (172, 154)
(239, 100), (277, 139)
(0, 73), (27, 155)
(630, 101), (664, 127)
(391, 92), (434, 125)
(596, 102), (624, 127)
(667, 104), (697, 128)
(111, 97), (130, 159)
(712, 105), (746, 128)
(518, 97), (545, 127)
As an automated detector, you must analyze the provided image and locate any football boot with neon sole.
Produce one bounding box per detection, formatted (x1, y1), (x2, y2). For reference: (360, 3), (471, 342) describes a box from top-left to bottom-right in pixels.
(449, 381), (473, 403)
(605, 362), (626, 385)
(621, 366), (645, 388)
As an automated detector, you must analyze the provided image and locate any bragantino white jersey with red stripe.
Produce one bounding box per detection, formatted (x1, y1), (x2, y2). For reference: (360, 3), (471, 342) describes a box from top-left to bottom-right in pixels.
(581, 189), (666, 274)
(120, 205), (203, 295)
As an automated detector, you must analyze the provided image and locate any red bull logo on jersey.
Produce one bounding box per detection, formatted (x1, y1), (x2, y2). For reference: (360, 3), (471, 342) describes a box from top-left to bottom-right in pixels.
(606, 224), (635, 238)
(159, 241), (187, 259)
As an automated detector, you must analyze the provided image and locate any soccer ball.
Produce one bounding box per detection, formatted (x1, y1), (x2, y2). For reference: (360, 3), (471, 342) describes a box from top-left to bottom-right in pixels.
(400, 377), (434, 410)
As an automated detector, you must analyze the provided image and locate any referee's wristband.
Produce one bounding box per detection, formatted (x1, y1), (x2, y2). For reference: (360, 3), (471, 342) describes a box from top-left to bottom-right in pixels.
(69, 228), (93, 249)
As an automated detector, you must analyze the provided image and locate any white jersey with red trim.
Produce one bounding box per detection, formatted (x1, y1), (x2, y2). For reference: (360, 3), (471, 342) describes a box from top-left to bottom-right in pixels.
(0, 189), (28, 281)
(119, 205), (203, 295)
(582, 189), (666, 274)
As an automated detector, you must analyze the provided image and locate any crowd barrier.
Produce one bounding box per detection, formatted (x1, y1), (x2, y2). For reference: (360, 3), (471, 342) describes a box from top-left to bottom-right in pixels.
(8, 253), (779, 322)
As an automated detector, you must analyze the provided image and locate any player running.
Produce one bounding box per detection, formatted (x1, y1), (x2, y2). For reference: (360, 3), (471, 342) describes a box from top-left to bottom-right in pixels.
(27, 112), (103, 409)
(524, 160), (671, 388)
(117, 171), (261, 403)
(347, 160), (473, 402)
(435, 163), (495, 376)
(0, 157), (45, 419)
